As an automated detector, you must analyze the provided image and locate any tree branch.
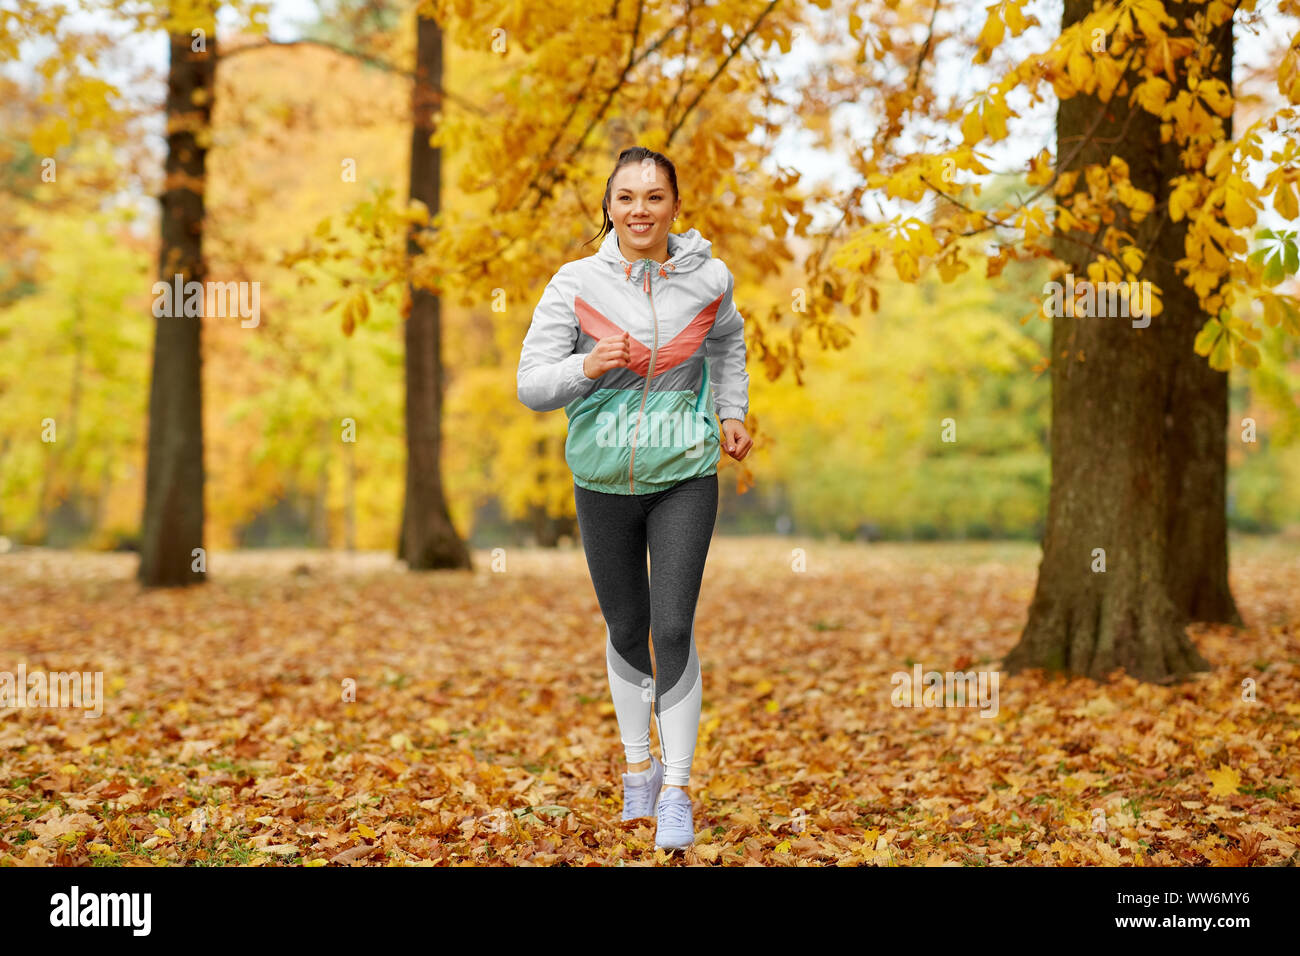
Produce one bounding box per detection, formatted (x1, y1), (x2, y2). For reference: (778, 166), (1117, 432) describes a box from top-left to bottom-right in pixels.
(910, 0), (941, 93)
(217, 38), (488, 116)
(665, 0), (782, 147)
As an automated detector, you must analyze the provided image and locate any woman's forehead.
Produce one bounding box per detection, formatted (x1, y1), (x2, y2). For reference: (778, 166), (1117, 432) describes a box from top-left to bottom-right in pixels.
(612, 165), (670, 192)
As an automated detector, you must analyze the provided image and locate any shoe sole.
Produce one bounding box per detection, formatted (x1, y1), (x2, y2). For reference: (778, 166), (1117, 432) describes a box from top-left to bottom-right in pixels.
(654, 840), (694, 851)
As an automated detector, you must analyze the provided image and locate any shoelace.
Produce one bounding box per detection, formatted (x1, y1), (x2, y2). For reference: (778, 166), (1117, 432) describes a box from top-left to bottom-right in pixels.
(658, 797), (692, 830)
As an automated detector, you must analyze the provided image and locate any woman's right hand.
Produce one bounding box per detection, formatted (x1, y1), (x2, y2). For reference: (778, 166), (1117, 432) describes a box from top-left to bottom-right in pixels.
(583, 332), (631, 379)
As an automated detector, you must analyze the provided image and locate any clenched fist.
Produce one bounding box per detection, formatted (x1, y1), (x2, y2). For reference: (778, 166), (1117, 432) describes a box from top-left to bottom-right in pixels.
(582, 332), (632, 379)
(721, 418), (752, 461)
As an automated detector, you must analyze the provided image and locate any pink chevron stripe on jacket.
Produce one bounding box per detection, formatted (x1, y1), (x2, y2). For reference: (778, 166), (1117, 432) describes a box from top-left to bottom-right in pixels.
(574, 294), (723, 378)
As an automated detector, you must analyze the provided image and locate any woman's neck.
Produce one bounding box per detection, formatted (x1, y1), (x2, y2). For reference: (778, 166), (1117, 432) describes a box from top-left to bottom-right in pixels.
(618, 236), (670, 264)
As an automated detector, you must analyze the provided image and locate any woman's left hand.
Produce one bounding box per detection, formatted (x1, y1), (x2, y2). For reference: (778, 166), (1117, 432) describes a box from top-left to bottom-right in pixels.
(721, 418), (752, 461)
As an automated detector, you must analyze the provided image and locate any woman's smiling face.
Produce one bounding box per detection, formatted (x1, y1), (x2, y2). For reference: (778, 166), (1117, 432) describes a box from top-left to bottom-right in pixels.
(610, 162), (681, 263)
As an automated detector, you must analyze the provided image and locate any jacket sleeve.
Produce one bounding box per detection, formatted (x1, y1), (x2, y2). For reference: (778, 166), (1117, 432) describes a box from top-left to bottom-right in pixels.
(705, 267), (750, 422)
(517, 269), (599, 413)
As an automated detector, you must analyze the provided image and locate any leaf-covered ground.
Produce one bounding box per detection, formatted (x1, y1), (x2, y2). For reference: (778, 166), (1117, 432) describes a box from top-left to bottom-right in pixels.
(2, 536), (1298, 866)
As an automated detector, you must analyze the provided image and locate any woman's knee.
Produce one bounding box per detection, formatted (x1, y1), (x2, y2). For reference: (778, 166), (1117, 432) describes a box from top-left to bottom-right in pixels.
(650, 618), (695, 656)
(605, 613), (651, 652)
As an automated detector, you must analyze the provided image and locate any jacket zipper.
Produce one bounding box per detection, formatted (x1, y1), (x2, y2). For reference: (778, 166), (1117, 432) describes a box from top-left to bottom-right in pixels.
(628, 263), (660, 493)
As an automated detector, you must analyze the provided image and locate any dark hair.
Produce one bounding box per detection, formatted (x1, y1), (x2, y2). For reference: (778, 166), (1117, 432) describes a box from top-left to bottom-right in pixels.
(583, 146), (679, 249)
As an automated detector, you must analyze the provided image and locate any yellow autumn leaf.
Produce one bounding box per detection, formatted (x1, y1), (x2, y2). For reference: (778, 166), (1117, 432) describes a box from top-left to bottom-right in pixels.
(936, 251), (970, 282)
(1026, 148), (1053, 186)
(1004, 0), (1029, 33)
(1120, 245), (1144, 274)
(1260, 292), (1300, 335)
(1168, 179), (1198, 222)
(1222, 177), (1258, 228)
(1207, 764), (1242, 798)
(1194, 317), (1232, 370)
(694, 844), (721, 862)
(978, 8), (1005, 52)
(1273, 180), (1299, 220)
(1132, 75), (1171, 114)
(1205, 142), (1234, 177)
(1234, 336), (1261, 368)
(1281, 43), (1300, 103)
(357, 822), (377, 838)
(983, 97), (1010, 140)
(1130, 0), (1175, 38)
(774, 839), (792, 853)
(1197, 79), (1233, 117)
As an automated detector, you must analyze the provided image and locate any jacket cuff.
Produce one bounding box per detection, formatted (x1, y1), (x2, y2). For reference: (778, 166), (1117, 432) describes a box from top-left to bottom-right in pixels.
(565, 352), (592, 391)
(717, 406), (746, 422)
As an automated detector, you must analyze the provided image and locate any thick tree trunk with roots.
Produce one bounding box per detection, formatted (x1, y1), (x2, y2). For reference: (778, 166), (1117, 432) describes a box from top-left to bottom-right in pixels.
(398, 11), (471, 571)
(1005, 0), (1233, 680)
(138, 33), (214, 588)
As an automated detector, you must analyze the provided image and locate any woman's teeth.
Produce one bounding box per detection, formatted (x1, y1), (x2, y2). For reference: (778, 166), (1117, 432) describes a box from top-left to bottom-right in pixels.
(629, 222), (653, 233)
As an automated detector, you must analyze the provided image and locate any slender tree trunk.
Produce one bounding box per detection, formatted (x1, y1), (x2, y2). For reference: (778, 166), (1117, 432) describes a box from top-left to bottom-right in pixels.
(312, 418), (330, 547)
(1006, 0), (1215, 681)
(1162, 2), (1242, 625)
(93, 459), (111, 537)
(138, 32), (214, 587)
(344, 351), (357, 552)
(34, 294), (84, 540)
(398, 11), (470, 571)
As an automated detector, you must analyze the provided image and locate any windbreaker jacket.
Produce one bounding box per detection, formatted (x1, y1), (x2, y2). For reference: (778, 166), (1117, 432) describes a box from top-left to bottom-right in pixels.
(517, 227), (749, 495)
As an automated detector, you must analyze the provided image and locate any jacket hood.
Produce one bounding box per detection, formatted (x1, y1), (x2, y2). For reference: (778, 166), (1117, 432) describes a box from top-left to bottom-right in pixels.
(596, 226), (714, 282)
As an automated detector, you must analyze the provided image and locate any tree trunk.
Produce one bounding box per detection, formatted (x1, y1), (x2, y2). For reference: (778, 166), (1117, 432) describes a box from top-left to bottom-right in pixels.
(1161, 2), (1242, 626)
(1005, 0), (1216, 681)
(344, 353), (357, 552)
(528, 503), (577, 548)
(312, 418), (330, 547)
(398, 11), (471, 571)
(138, 32), (214, 588)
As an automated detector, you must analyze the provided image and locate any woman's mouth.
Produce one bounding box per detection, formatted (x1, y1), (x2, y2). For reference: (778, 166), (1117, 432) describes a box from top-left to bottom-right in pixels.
(627, 222), (654, 234)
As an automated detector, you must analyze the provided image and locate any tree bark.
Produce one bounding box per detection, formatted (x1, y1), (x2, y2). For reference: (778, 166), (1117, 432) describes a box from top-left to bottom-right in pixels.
(1006, 0), (1220, 681)
(1161, 2), (1242, 625)
(398, 11), (471, 571)
(138, 32), (214, 588)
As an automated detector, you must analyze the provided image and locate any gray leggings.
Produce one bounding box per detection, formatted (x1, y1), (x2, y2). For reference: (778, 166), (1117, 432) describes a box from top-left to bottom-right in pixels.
(574, 472), (718, 786)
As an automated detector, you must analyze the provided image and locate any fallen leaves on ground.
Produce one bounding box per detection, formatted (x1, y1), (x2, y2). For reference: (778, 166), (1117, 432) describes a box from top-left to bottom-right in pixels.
(1, 537), (1298, 867)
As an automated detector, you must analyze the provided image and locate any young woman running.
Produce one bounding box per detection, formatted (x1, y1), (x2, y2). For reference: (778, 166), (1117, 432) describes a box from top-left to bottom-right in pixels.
(516, 146), (752, 851)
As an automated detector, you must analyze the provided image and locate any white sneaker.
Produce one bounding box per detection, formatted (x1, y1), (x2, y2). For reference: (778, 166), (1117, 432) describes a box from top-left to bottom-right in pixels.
(621, 754), (665, 821)
(654, 786), (694, 850)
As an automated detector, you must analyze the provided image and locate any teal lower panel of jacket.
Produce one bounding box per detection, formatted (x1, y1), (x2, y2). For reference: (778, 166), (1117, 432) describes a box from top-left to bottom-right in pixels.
(565, 368), (722, 495)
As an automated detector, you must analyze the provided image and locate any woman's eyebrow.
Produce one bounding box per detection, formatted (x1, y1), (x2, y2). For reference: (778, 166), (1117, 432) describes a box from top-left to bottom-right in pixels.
(614, 187), (664, 194)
